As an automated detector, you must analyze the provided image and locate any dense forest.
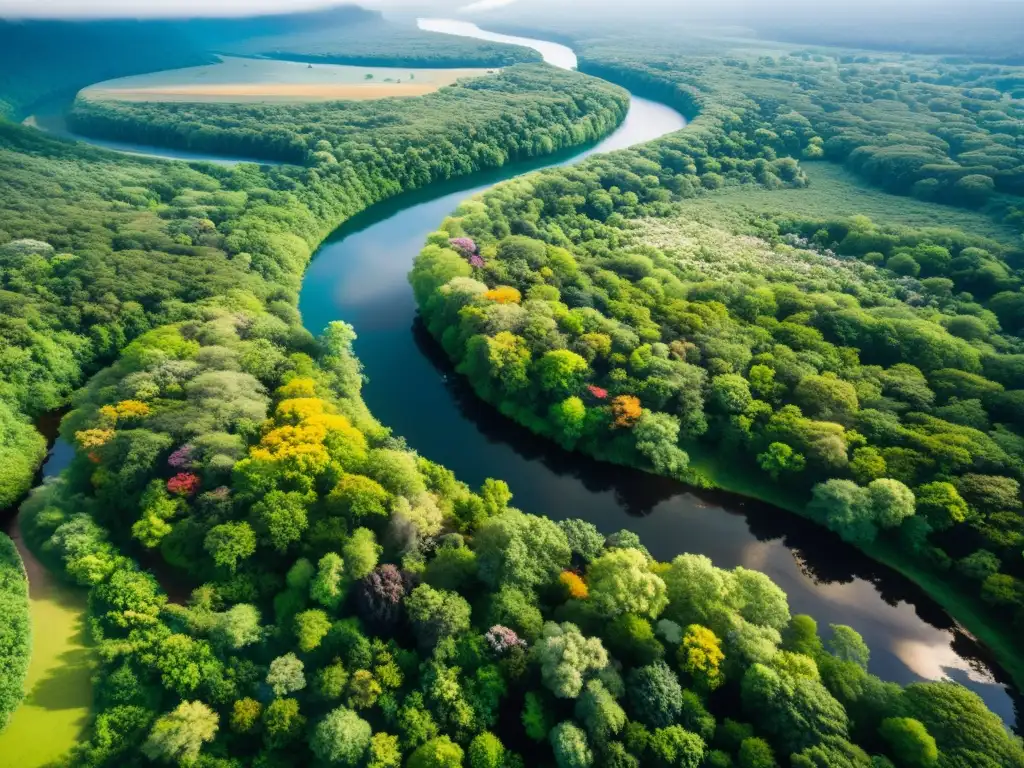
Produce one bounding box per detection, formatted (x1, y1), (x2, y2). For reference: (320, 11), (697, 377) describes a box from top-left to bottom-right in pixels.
(68, 65), (625, 165)
(410, 27), (1024, 682)
(15, 297), (1022, 768)
(0, 64), (627, 511)
(482, 1), (1024, 62)
(574, 39), (1024, 219)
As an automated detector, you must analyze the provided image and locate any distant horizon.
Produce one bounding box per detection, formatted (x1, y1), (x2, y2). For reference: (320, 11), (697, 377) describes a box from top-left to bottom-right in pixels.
(0, 0), (470, 20)
(4, 0), (1023, 21)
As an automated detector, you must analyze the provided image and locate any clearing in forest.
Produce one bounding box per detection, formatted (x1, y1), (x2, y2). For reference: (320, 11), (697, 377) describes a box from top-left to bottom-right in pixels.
(79, 55), (496, 103)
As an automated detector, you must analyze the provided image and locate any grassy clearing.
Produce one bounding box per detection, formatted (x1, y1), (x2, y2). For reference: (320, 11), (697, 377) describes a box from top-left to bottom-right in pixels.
(675, 161), (1017, 242)
(0, 517), (91, 768)
(80, 56), (495, 103)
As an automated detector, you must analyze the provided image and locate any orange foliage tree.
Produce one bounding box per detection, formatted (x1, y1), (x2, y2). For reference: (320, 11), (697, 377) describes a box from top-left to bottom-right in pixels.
(611, 395), (642, 429)
(559, 570), (589, 599)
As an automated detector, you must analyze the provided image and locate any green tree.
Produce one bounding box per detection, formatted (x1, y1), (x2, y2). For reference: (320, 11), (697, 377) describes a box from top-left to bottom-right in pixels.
(913, 482), (968, 531)
(794, 374), (859, 421)
(535, 349), (589, 398)
(343, 527), (381, 580)
(310, 707), (372, 767)
(230, 698), (261, 734)
(311, 552), (347, 609)
(559, 519), (606, 563)
(263, 698), (306, 749)
(408, 736), (465, 768)
(315, 660), (350, 701)
(368, 732), (402, 768)
(741, 663), (848, 753)
(738, 737), (776, 768)
(627, 661), (684, 729)
(295, 609), (332, 652)
(551, 721), (594, 768)
(468, 732), (505, 768)
(266, 653), (305, 697)
(203, 521), (256, 572)
(250, 490), (309, 552)
(474, 510), (571, 590)
(575, 679), (626, 745)
(215, 603), (262, 649)
(405, 584), (472, 650)
(534, 622), (609, 699)
(878, 717), (938, 767)
(587, 547), (668, 619)
(142, 701), (218, 765)
(649, 725), (705, 768)
(828, 625), (870, 670)
(757, 442), (806, 479)
(522, 691), (552, 741)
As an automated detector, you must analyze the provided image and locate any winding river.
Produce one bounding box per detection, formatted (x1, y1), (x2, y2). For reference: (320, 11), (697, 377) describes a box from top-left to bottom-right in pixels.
(301, 19), (1020, 723)
(5, 18), (1018, 749)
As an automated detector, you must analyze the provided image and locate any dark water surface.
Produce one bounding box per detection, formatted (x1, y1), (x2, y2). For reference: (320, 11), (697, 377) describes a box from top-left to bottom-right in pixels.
(299, 19), (1020, 724)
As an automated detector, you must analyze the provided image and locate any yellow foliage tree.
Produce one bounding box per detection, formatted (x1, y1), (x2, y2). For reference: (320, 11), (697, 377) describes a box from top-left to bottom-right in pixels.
(559, 571), (589, 599)
(277, 377), (318, 398)
(678, 624), (725, 692)
(483, 285), (522, 304)
(99, 399), (151, 424)
(75, 428), (115, 449)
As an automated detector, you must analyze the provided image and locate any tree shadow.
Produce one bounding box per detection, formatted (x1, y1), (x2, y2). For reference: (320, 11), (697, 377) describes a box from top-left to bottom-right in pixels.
(24, 608), (93, 713)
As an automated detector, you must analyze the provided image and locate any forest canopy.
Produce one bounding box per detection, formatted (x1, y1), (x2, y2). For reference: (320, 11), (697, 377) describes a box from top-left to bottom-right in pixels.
(18, 301), (1023, 767)
(411, 26), (1024, 678)
(0, 63), (627, 508)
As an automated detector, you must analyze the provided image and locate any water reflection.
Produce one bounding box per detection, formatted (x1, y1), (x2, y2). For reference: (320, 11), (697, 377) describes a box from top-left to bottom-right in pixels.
(297, 18), (1022, 726)
(411, 320), (1020, 723)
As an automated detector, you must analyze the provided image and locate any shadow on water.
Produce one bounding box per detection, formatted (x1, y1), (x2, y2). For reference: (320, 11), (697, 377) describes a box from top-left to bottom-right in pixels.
(23, 613), (91, 712)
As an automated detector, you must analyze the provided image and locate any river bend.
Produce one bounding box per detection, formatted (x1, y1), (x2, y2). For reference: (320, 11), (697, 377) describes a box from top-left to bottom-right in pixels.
(300, 18), (1019, 723)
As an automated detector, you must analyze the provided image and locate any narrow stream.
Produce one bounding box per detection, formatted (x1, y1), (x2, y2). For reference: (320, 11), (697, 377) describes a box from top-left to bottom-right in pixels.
(300, 19), (1020, 724)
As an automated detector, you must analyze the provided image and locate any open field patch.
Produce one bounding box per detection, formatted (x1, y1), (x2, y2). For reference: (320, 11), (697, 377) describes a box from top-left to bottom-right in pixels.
(80, 56), (495, 103)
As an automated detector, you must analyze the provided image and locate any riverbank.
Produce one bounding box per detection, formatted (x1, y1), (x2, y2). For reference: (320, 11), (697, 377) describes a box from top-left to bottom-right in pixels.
(683, 443), (1024, 695)
(0, 534), (29, 733)
(0, 517), (91, 768)
(0, 421), (90, 768)
(306, 18), (1017, 723)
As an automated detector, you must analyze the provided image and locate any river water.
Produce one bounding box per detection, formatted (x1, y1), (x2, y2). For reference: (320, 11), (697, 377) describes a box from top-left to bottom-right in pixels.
(11, 18), (1018, 727)
(299, 19), (1020, 723)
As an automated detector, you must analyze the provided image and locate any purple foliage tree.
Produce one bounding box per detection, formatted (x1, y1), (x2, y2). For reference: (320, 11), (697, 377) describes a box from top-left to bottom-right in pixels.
(449, 237), (477, 257)
(485, 625), (527, 654)
(355, 564), (407, 629)
(168, 444), (195, 469)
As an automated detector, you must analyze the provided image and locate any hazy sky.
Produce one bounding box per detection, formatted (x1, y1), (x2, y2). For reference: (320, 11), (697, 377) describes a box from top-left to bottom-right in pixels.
(0, 0), (457, 18)
(1, 0), (1019, 19)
